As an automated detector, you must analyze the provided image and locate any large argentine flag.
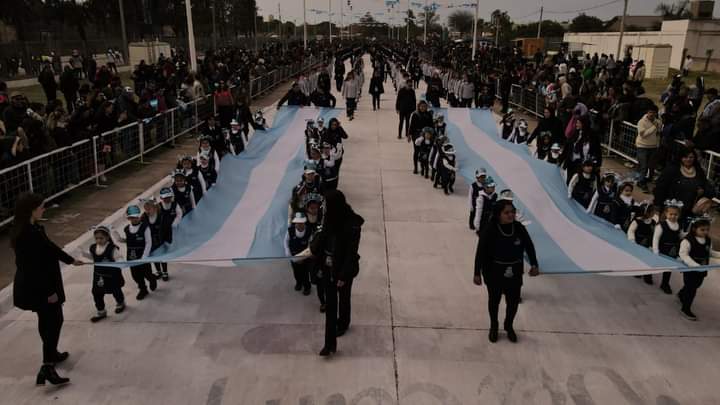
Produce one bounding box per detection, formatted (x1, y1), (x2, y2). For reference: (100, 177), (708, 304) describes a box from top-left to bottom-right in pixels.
(445, 108), (705, 275)
(145, 107), (340, 266)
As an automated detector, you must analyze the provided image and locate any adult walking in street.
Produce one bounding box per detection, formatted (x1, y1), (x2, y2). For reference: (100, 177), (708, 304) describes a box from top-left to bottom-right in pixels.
(11, 193), (84, 385)
(59, 66), (79, 113)
(341, 71), (359, 121)
(396, 81), (417, 139)
(38, 65), (58, 103)
(334, 58), (346, 93)
(307, 190), (364, 357)
(369, 70), (384, 111)
(473, 200), (539, 343)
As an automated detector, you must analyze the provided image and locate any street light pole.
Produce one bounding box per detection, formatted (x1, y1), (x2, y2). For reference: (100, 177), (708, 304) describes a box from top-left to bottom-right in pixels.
(329, 0), (332, 43)
(118, 0), (129, 62)
(303, 0), (308, 50)
(254, 6), (258, 53)
(211, 0), (217, 50)
(471, 0), (479, 60)
(616, 0), (629, 59)
(537, 5), (544, 39)
(185, 0), (198, 72)
(423, 0), (428, 45)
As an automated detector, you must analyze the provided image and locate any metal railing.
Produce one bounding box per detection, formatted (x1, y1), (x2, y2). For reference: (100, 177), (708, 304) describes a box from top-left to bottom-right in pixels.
(0, 56), (324, 227)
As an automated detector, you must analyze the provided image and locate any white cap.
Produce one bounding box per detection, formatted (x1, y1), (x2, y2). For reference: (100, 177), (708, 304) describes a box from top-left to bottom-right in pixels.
(292, 212), (308, 224)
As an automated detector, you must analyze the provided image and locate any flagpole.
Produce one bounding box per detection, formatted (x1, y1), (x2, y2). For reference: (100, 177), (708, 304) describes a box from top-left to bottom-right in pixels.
(471, 0), (479, 60)
(303, 0), (308, 49)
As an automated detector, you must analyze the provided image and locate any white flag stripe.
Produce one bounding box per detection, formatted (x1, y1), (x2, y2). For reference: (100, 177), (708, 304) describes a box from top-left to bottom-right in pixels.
(450, 108), (649, 271)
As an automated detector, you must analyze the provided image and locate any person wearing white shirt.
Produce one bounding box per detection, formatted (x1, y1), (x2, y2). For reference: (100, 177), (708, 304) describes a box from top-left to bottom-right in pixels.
(677, 216), (720, 320)
(115, 205), (157, 300)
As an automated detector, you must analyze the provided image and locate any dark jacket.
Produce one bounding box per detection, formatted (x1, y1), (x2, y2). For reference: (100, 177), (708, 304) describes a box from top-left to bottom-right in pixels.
(310, 212), (364, 282)
(473, 221), (538, 283)
(369, 77), (384, 95)
(13, 224), (75, 311)
(654, 164), (713, 218)
(408, 110), (434, 140)
(310, 90), (337, 108)
(277, 89), (309, 108)
(396, 87), (417, 113)
(527, 115), (564, 146)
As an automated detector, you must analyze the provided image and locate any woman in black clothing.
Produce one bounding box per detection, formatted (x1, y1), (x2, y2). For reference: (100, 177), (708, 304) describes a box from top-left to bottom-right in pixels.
(11, 193), (84, 385)
(369, 71), (385, 111)
(408, 101), (435, 174)
(654, 147), (713, 225)
(559, 117), (603, 184)
(527, 106), (564, 147)
(307, 190), (364, 357)
(473, 200), (539, 343)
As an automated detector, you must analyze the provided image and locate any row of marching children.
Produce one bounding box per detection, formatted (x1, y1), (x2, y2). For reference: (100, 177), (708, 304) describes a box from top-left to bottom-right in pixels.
(492, 112), (720, 322)
(284, 116), (349, 312)
(81, 112), (264, 323)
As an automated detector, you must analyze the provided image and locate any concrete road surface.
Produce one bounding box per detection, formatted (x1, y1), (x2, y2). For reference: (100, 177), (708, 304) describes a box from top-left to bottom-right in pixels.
(0, 55), (719, 405)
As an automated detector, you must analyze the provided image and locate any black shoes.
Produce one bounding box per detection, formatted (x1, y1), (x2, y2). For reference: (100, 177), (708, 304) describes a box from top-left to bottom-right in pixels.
(643, 275), (653, 285)
(161, 273), (169, 282)
(149, 276), (158, 291)
(115, 303), (126, 314)
(136, 290), (148, 300)
(303, 286), (312, 296)
(505, 327), (518, 343)
(660, 284), (672, 295)
(488, 329), (498, 343)
(319, 346), (337, 357)
(294, 283), (302, 291)
(91, 310), (107, 323)
(413, 169), (418, 174)
(36, 365), (70, 386)
(319, 304), (326, 313)
(681, 308), (698, 321)
(336, 327), (348, 337)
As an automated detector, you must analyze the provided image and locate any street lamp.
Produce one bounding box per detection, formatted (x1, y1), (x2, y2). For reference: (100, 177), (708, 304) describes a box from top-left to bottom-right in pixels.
(185, 0), (198, 72)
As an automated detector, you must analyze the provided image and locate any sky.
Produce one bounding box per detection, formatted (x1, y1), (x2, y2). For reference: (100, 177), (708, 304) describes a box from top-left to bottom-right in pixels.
(257, 0), (720, 25)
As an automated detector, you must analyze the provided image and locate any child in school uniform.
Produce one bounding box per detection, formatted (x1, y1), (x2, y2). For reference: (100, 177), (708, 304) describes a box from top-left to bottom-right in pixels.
(434, 114), (446, 137)
(284, 212), (313, 295)
(468, 168), (487, 231)
(305, 120), (319, 157)
(653, 200), (684, 294)
(430, 134), (448, 187)
(500, 110), (515, 140)
(171, 170), (196, 216)
(627, 202), (657, 285)
(508, 119), (530, 144)
(612, 180), (636, 231)
(178, 155), (206, 203)
(86, 225), (125, 322)
(545, 143), (562, 165)
(197, 135), (221, 173)
(473, 176), (497, 234)
(141, 197), (168, 282)
(677, 215), (720, 320)
(534, 132), (553, 161)
(116, 205), (158, 300)
(198, 153), (218, 190)
(439, 143), (457, 195)
(158, 187), (181, 280)
(587, 172), (618, 222)
(415, 127), (435, 179)
(567, 159), (597, 209)
(229, 119), (249, 155)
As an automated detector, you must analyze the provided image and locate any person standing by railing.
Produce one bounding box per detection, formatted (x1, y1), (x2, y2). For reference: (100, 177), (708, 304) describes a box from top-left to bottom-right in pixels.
(635, 105), (661, 191)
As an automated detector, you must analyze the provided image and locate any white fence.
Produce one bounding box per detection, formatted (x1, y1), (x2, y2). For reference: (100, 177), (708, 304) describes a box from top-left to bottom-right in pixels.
(0, 56), (324, 227)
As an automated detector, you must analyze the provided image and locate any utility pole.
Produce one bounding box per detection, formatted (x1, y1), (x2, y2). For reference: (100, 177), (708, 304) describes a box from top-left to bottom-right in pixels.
(303, 0), (308, 49)
(329, 0), (333, 43)
(278, 3), (282, 39)
(406, 0), (410, 43)
(423, 0), (428, 45)
(118, 0), (129, 62)
(616, 0), (629, 59)
(494, 14), (500, 47)
(211, 0), (217, 50)
(185, 0), (198, 72)
(471, 0), (479, 60)
(537, 5), (544, 39)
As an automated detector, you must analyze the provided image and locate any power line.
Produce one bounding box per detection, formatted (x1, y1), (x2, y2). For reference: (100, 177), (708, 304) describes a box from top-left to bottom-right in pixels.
(544, 0), (623, 15)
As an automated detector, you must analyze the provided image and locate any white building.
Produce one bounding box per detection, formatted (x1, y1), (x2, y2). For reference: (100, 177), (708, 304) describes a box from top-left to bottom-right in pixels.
(563, 1), (720, 73)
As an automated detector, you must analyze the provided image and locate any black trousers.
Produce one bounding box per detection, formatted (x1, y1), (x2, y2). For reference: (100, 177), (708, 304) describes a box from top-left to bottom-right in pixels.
(346, 98), (357, 117)
(412, 143), (421, 171)
(462, 98), (473, 108)
(469, 208), (476, 230)
(398, 111), (411, 138)
(336, 78), (344, 92)
(291, 261), (311, 290)
(153, 262), (168, 276)
(92, 287), (125, 311)
(36, 304), (63, 364)
(678, 271), (706, 310)
(131, 264), (154, 291)
(323, 275), (354, 350)
(661, 271), (672, 287)
(372, 94), (381, 110)
(486, 279), (522, 330)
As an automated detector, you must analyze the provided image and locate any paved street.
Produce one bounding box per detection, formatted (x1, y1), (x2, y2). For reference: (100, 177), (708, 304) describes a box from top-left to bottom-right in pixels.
(0, 56), (719, 405)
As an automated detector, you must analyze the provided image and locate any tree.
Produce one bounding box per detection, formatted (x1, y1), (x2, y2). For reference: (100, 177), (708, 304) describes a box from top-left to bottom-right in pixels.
(568, 13), (605, 33)
(44, 0), (92, 54)
(490, 10), (513, 44)
(448, 10), (474, 35)
(656, 1), (692, 19)
(419, 8), (442, 36)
